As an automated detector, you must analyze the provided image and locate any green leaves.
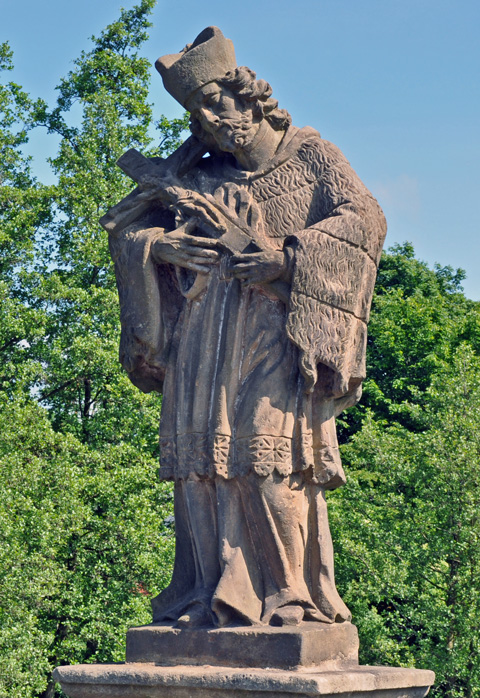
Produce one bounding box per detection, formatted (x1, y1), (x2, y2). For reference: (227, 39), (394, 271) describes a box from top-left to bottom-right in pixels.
(339, 244), (477, 439)
(156, 113), (191, 157)
(333, 341), (480, 695)
(0, 399), (174, 697)
(0, 4), (180, 696)
(332, 244), (480, 696)
(333, 244), (480, 696)
(1, 3), (480, 697)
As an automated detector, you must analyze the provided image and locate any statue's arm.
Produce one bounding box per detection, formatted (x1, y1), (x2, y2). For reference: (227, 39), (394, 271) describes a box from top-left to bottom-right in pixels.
(109, 221), (184, 393)
(284, 137), (387, 396)
(284, 136), (387, 270)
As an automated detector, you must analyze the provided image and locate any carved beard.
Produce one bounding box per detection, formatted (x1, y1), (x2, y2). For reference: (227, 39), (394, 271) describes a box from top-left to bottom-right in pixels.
(212, 115), (258, 153)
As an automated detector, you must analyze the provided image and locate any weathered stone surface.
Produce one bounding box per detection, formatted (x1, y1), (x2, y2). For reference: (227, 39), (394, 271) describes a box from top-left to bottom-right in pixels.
(99, 25), (389, 631)
(53, 663), (435, 698)
(126, 622), (359, 670)
(52, 22), (434, 698)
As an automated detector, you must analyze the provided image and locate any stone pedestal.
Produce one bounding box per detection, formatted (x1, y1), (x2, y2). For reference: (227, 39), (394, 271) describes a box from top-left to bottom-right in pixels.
(54, 623), (435, 698)
(126, 622), (359, 670)
(54, 663), (434, 698)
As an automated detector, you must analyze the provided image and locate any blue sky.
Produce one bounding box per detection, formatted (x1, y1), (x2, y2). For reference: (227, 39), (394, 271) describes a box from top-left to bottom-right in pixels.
(2, 0), (480, 298)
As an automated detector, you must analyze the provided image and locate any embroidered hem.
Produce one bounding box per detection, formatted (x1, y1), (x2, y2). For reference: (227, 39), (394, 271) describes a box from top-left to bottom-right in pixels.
(158, 432), (343, 484)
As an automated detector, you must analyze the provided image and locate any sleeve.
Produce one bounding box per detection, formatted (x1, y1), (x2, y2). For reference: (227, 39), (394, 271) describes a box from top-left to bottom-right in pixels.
(108, 214), (184, 393)
(284, 137), (387, 397)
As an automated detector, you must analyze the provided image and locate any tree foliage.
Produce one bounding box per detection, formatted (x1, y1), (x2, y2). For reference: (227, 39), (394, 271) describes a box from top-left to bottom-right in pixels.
(0, 3), (188, 696)
(0, 400), (174, 698)
(331, 247), (480, 698)
(338, 243), (480, 439)
(1, 4), (480, 697)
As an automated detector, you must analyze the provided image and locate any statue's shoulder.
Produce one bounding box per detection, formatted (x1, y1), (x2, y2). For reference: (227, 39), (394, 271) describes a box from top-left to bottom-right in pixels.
(276, 126), (348, 182)
(293, 127), (346, 164)
(287, 128), (365, 190)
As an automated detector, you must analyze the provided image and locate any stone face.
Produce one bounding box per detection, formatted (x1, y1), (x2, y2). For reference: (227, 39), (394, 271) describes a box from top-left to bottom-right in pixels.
(126, 622), (359, 670)
(53, 664), (435, 698)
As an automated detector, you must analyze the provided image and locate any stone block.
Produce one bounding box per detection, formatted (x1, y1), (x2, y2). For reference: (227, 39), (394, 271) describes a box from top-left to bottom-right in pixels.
(125, 622), (359, 670)
(53, 663), (435, 698)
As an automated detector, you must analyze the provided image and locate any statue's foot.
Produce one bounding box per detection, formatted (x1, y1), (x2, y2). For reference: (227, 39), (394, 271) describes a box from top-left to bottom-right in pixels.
(175, 604), (213, 629)
(270, 605), (304, 627)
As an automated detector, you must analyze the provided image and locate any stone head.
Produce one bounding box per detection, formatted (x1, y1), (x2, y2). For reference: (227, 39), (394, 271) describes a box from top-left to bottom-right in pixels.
(155, 27), (291, 154)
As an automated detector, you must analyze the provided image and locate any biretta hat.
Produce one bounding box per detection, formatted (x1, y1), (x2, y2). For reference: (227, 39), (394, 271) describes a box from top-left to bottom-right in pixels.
(155, 27), (237, 108)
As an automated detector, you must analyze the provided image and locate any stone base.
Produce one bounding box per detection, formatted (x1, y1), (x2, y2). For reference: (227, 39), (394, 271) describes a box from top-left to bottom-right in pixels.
(126, 622), (359, 670)
(54, 624), (434, 697)
(53, 663), (435, 698)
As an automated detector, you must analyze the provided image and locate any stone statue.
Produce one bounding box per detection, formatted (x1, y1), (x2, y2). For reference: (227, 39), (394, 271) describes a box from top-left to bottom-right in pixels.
(55, 25), (435, 698)
(102, 26), (387, 631)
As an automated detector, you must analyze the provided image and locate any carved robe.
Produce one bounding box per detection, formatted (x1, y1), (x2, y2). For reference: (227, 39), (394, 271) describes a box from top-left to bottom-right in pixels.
(109, 126), (386, 625)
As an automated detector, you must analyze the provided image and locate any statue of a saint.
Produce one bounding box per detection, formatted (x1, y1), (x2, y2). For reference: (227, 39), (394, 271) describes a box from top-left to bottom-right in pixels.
(104, 27), (386, 630)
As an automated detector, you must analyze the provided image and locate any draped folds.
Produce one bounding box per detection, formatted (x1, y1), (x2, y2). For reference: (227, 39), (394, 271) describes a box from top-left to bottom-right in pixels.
(110, 126), (386, 626)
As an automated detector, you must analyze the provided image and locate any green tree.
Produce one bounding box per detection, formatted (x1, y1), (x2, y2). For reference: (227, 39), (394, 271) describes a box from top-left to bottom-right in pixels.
(338, 243), (480, 441)
(332, 346), (480, 697)
(330, 246), (480, 697)
(0, 3), (190, 696)
(0, 42), (52, 401)
(0, 400), (174, 698)
(30, 0), (161, 450)
(2, 5), (480, 696)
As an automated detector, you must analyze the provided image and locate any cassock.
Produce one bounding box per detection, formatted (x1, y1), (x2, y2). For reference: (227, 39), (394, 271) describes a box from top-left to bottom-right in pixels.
(109, 125), (387, 626)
